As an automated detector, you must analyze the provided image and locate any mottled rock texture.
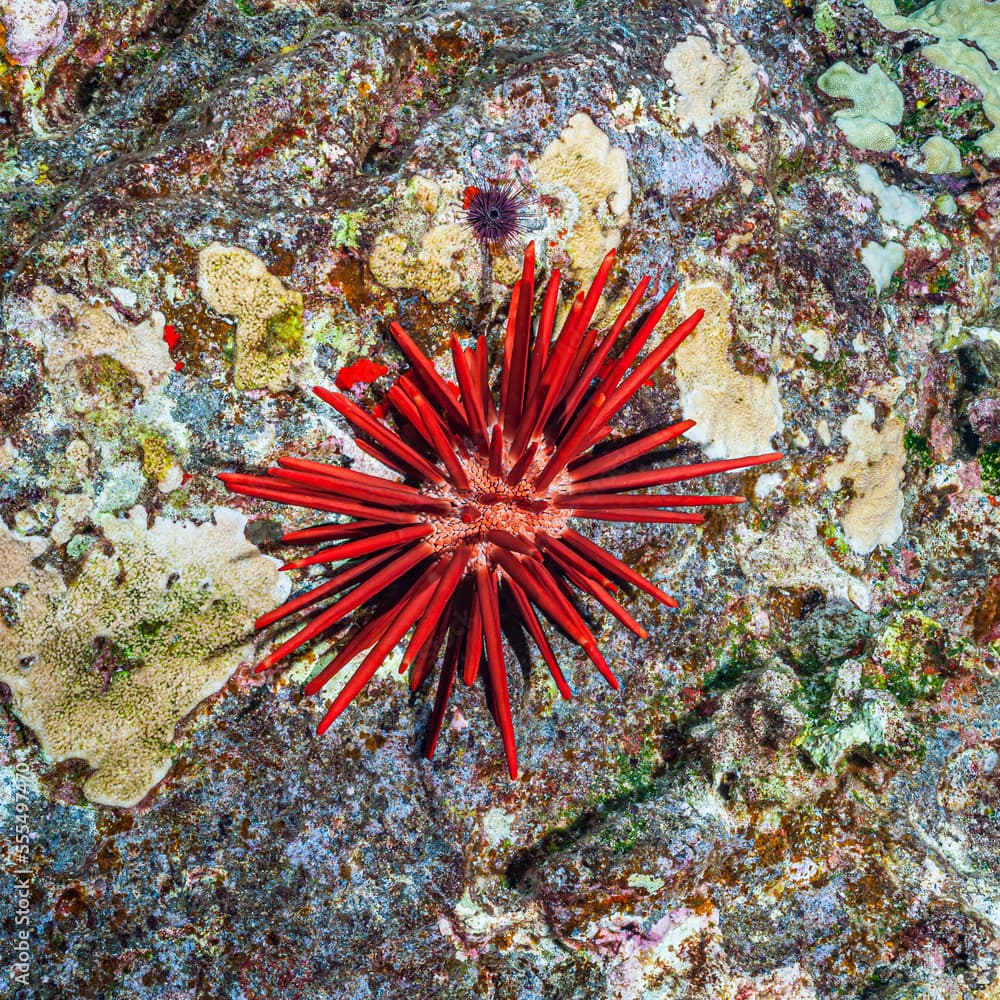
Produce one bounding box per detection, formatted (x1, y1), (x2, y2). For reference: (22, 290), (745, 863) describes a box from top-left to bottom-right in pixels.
(1, 0), (999, 998)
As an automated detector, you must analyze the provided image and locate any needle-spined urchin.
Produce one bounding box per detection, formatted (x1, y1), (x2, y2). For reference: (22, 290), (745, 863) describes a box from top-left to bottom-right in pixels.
(220, 244), (781, 778)
(463, 177), (530, 255)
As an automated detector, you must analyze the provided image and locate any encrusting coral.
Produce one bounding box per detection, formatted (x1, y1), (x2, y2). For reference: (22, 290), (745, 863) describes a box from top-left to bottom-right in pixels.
(198, 243), (305, 392)
(221, 244), (781, 778)
(825, 402), (906, 556)
(533, 113), (632, 281)
(0, 507), (288, 807)
(816, 61), (904, 151)
(670, 282), (783, 460)
(661, 34), (761, 137)
(23, 285), (173, 393)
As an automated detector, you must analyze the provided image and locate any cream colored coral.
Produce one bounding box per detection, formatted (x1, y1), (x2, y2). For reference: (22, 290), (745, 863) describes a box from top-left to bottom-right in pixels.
(410, 174), (442, 215)
(0, 439), (17, 471)
(198, 243), (304, 391)
(856, 164), (924, 229)
(65, 438), (90, 478)
(919, 135), (962, 174)
(50, 492), (94, 546)
(860, 240), (905, 295)
(533, 113), (632, 281)
(662, 35), (760, 136)
(864, 0), (1000, 156)
(670, 282), (783, 460)
(825, 402), (906, 555)
(815, 62), (904, 152)
(24, 286), (172, 392)
(0, 508), (288, 807)
(370, 223), (480, 305)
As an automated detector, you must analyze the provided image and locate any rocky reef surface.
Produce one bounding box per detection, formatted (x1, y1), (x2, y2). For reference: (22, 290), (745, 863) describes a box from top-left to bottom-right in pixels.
(1, 0), (999, 997)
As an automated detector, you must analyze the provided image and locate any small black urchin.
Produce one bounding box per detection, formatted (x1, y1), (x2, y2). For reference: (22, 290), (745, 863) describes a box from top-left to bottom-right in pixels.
(463, 178), (529, 254)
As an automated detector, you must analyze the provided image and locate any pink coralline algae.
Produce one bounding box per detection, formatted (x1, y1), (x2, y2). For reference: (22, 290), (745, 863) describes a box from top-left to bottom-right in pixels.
(221, 244), (780, 777)
(1, 0), (67, 66)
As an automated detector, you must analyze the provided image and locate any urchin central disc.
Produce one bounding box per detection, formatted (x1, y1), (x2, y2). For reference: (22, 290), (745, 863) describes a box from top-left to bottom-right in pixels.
(425, 448), (572, 559)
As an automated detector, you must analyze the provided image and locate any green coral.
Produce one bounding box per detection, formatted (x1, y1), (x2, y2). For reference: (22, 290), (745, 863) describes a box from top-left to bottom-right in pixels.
(76, 354), (140, 405)
(65, 534), (96, 561)
(980, 443), (1000, 494)
(799, 694), (916, 771)
(795, 652), (924, 771)
(813, 2), (838, 41)
(903, 429), (934, 469)
(94, 463), (145, 515)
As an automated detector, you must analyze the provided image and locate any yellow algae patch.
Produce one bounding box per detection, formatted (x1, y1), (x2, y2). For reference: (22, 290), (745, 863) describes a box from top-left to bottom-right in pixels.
(198, 243), (304, 391)
(825, 402), (906, 556)
(670, 283), (783, 460)
(23, 285), (172, 392)
(0, 507), (288, 807)
(662, 35), (761, 136)
(533, 113), (631, 281)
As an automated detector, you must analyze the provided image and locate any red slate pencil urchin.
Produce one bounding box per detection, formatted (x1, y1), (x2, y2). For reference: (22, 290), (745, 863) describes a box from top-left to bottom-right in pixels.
(220, 243), (781, 778)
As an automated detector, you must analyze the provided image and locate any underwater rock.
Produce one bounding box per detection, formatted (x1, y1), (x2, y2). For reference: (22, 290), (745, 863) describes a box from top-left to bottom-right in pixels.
(1, 0), (998, 996)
